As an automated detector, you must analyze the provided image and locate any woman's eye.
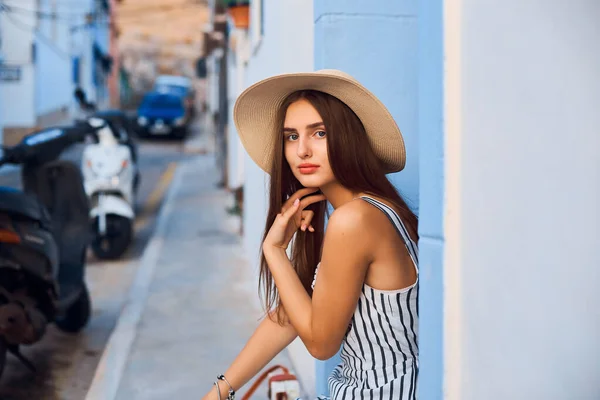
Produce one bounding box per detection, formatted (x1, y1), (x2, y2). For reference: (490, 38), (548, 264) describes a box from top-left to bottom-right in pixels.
(286, 134), (299, 141)
(315, 130), (327, 138)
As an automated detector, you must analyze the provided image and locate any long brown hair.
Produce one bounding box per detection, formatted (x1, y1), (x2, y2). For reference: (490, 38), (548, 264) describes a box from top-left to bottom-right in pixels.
(259, 90), (418, 322)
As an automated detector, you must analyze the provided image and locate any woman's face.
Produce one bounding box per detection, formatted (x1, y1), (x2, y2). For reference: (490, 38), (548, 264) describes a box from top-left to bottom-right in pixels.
(283, 99), (336, 188)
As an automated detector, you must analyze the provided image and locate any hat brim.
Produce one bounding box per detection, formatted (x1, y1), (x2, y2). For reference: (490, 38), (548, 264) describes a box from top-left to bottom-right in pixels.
(233, 71), (406, 174)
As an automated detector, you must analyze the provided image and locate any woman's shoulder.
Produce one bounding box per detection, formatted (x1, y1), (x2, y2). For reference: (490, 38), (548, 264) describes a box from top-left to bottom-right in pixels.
(328, 198), (388, 233)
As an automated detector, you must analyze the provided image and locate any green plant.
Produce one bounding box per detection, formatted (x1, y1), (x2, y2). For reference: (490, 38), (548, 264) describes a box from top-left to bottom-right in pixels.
(218, 0), (249, 7)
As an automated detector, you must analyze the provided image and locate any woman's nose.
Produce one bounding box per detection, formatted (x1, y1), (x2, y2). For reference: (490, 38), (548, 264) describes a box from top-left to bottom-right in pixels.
(297, 136), (311, 158)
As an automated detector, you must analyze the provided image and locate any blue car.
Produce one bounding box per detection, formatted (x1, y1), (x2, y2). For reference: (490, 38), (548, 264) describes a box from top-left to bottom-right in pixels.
(136, 91), (190, 139)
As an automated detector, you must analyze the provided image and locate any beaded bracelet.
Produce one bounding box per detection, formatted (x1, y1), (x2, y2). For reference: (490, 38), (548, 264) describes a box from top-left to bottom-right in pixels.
(213, 380), (222, 400)
(217, 374), (236, 400)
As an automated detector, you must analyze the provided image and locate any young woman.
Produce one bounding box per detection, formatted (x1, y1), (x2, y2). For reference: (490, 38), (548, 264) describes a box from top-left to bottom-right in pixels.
(202, 70), (419, 400)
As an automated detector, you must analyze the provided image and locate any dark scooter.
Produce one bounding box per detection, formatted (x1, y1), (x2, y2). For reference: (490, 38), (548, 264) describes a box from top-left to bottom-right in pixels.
(0, 122), (101, 379)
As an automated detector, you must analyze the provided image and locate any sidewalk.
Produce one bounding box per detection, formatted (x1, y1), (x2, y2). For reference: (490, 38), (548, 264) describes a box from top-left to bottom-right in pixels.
(85, 154), (302, 400)
(183, 112), (216, 155)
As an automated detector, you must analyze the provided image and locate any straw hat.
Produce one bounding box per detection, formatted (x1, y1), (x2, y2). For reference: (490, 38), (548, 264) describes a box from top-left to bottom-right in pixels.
(233, 69), (406, 174)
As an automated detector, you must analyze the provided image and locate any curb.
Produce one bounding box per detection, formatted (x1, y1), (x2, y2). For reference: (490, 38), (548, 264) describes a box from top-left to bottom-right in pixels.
(182, 113), (215, 155)
(182, 130), (212, 155)
(84, 162), (185, 400)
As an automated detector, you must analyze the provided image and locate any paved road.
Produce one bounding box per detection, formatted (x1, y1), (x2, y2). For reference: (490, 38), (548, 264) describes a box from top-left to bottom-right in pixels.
(0, 133), (199, 400)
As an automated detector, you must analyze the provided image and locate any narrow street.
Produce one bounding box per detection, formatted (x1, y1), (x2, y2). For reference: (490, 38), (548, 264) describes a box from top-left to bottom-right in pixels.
(0, 130), (200, 400)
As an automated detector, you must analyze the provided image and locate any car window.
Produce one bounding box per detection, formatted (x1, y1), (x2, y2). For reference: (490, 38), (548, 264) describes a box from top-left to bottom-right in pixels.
(142, 95), (183, 109)
(155, 84), (188, 97)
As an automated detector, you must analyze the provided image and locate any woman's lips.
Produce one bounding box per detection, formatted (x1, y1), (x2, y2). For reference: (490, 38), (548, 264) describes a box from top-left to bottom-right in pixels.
(298, 165), (319, 174)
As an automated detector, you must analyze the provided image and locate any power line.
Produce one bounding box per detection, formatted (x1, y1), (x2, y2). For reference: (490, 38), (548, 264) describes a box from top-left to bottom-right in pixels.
(0, 2), (91, 16)
(3, 0), (97, 6)
(0, 1), (204, 24)
(0, 3), (110, 36)
(0, 4), (71, 60)
(0, 3), (92, 22)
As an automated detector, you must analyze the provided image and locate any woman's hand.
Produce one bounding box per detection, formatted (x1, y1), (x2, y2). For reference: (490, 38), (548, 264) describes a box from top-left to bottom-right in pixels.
(263, 187), (326, 251)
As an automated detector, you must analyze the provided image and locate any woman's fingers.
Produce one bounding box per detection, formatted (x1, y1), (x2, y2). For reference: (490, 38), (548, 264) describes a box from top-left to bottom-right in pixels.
(280, 189), (326, 233)
(282, 198), (300, 221)
(300, 194), (327, 210)
(282, 187), (321, 210)
(300, 210), (314, 231)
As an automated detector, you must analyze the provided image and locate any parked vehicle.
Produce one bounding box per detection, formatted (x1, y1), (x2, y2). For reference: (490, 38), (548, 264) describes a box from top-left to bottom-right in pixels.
(0, 122), (100, 378)
(153, 74), (195, 116)
(81, 113), (139, 260)
(92, 110), (140, 161)
(136, 91), (190, 139)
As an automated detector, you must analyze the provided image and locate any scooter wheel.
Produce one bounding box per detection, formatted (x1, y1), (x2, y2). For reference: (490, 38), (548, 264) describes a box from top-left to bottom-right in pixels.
(91, 215), (133, 260)
(55, 286), (91, 333)
(0, 337), (6, 380)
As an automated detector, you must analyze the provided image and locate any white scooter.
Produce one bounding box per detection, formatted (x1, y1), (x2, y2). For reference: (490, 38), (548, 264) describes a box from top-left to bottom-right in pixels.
(81, 117), (137, 260)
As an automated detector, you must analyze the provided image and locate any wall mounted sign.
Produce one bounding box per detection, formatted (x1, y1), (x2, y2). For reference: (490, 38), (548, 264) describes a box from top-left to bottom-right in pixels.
(0, 65), (22, 81)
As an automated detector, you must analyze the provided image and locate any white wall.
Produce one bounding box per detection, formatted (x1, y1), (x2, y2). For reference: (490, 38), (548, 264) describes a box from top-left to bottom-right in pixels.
(0, 0), (35, 63)
(71, 13), (96, 116)
(70, 1), (95, 103)
(0, 0), (36, 126)
(226, 29), (249, 189)
(35, 0), (73, 117)
(243, 0), (315, 281)
(242, 0), (315, 396)
(1, 65), (36, 126)
(444, 1), (600, 399)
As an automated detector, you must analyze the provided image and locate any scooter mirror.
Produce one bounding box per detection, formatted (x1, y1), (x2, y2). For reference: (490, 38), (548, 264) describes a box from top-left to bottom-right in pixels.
(88, 117), (106, 129)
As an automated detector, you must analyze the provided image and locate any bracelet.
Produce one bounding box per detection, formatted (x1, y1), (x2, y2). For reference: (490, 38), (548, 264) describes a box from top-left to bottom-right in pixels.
(217, 374), (236, 400)
(213, 381), (222, 400)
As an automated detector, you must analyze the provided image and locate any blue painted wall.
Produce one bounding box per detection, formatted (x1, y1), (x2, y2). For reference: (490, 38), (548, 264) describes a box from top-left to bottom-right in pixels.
(417, 0), (444, 398)
(313, 0), (421, 395)
(314, 0), (419, 212)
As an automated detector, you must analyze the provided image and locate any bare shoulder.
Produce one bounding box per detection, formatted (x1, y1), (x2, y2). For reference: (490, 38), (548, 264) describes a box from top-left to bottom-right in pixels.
(326, 199), (384, 237)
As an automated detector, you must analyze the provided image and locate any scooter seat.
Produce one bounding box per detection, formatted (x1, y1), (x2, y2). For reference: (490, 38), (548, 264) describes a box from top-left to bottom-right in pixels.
(0, 187), (52, 229)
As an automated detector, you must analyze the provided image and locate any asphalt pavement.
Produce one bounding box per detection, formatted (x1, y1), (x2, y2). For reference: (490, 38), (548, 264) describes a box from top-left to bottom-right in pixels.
(0, 117), (205, 400)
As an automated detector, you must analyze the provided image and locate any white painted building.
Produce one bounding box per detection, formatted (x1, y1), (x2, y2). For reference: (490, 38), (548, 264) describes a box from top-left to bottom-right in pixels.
(0, 0), (109, 148)
(0, 0), (38, 144)
(224, 25), (249, 190)
(35, 0), (81, 125)
(238, 0), (317, 396)
(441, 1), (600, 398)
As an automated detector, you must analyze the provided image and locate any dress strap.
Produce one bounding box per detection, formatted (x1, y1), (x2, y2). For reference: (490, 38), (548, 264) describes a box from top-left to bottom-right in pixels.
(359, 196), (419, 268)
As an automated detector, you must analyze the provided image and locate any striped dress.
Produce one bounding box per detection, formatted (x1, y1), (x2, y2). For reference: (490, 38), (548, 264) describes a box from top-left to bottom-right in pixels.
(311, 196), (419, 400)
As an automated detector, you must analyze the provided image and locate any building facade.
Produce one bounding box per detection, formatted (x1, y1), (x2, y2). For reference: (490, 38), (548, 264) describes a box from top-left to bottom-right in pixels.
(0, 0), (111, 148)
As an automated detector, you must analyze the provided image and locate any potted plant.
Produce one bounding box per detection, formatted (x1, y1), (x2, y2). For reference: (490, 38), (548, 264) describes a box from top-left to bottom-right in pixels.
(219, 0), (250, 29)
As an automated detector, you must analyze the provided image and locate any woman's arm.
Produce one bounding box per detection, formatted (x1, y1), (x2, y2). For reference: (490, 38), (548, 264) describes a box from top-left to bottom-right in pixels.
(263, 202), (372, 360)
(201, 308), (298, 400)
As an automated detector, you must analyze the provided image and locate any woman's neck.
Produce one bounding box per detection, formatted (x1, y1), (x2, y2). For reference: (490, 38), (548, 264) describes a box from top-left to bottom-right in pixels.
(320, 182), (362, 209)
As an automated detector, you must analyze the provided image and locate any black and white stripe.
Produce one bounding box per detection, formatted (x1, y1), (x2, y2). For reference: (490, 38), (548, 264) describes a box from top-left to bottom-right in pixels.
(315, 196), (419, 400)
